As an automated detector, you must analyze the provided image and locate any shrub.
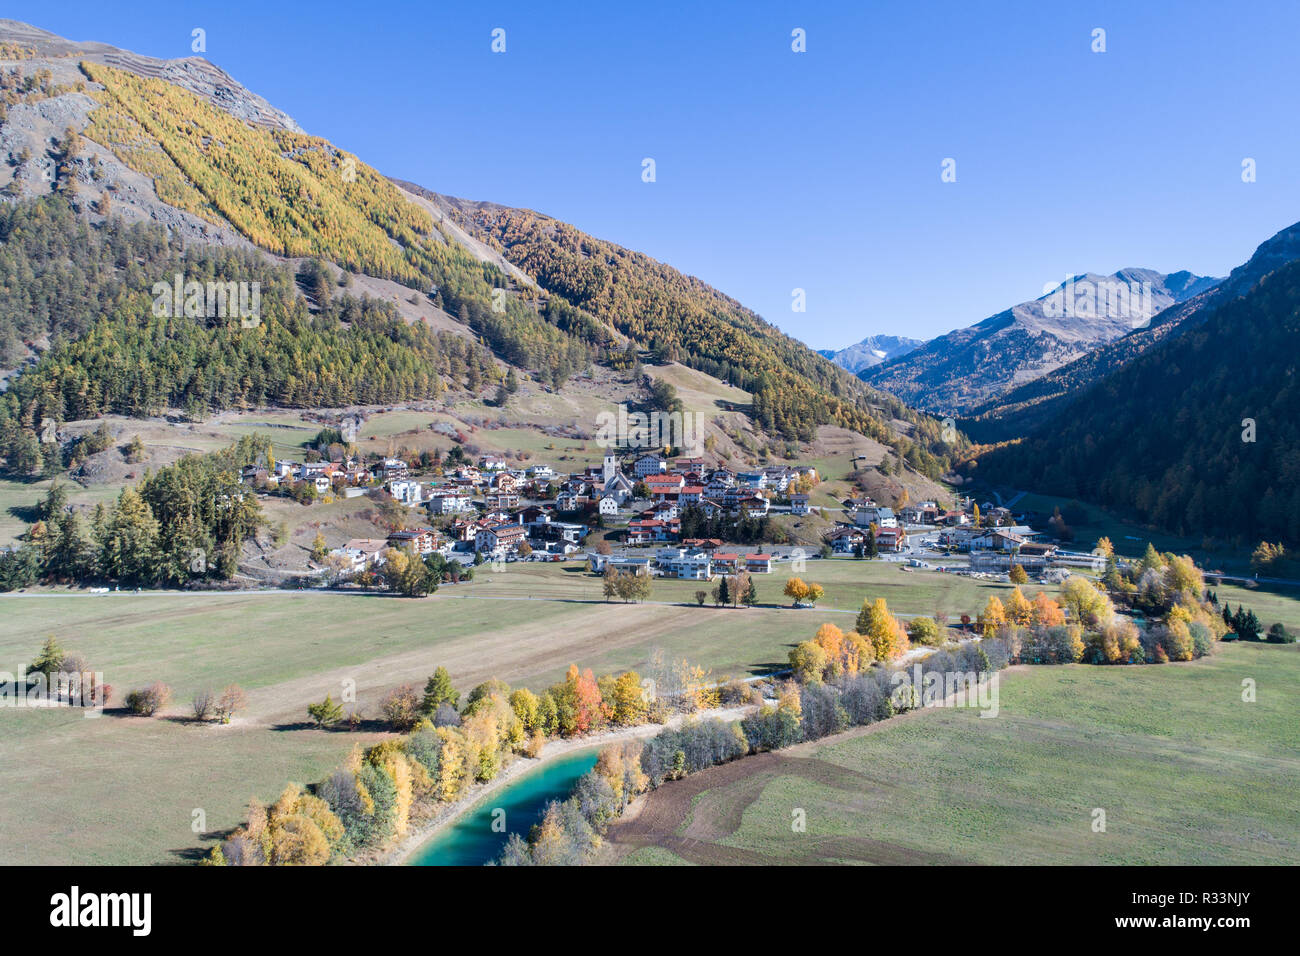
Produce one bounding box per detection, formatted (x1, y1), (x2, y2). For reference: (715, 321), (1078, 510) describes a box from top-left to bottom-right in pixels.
(640, 719), (747, 786)
(307, 694), (343, 728)
(214, 684), (247, 723)
(570, 772), (619, 831)
(404, 727), (443, 777)
(739, 705), (802, 753)
(380, 683), (421, 731)
(125, 681), (172, 716)
(1189, 621), (1215, 657)
(798, 683), (850, 741)
(431, 702), (461, 727)
(977, 637), (1011, 671)
(838, 673), (890, 725)
(1019, 625), (1084, 664)
(906, 616), (942, 646)
(719, 677), (755, 706)
(355, 761), (399, 845)
(1267, 622), (1295, 644)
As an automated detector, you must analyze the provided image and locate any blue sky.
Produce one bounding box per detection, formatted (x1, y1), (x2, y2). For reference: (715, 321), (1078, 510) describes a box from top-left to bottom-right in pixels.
(12, 0), (1300, 348)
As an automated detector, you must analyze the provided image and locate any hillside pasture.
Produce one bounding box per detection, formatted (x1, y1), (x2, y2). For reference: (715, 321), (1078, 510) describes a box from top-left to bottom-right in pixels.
(607, 642), (1300, 865)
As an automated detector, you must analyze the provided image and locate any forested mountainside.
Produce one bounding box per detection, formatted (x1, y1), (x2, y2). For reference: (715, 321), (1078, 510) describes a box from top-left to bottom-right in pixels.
(78, 61), (601, 386)
(962, 220), (1300, 443)
(0, 197), (500, 476)
(863, 269), (1218, 416)
(432, 194), (955, 468)
(0, 26), (961, 477)
(974, 256), (1300, 545)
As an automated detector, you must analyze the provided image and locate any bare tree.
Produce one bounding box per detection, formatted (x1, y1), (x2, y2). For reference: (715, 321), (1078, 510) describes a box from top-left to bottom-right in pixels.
(192, 689), (214, 722)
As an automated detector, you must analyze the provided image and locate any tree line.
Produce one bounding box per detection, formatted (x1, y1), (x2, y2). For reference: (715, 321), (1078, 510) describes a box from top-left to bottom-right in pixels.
(207, 652), (722, 865)
(0, 435), (266, 589)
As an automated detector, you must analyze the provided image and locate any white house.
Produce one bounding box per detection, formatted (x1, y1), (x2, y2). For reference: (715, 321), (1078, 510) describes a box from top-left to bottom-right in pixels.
(655, 548), (712, 580)
(854, 506), (897, 528)
(389, 479), (425, 506)
(598, 495), (620, 516)
(475, 523), (528, 554)
(429, 492), (473, 515)
(334, 538), (388, 572)
(825, 526), (866, 553)
(387, 529), (438, 555)
(633, 454), (668, 479)
(970, 528), (1025, 552)
(790, 493), (811, 515)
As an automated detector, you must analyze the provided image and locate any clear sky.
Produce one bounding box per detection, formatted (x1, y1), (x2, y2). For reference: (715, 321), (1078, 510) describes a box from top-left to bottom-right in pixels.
(10, 0), (1300, 348)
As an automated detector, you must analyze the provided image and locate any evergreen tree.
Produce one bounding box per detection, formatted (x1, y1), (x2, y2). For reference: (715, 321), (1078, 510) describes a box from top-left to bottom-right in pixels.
(421, 667), (459, 713)
(28, 634), (65, 680)
(100, 487), (160, 584)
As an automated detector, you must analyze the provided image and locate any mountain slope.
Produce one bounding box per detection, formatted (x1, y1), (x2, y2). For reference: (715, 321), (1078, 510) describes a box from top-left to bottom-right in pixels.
(962, 222), (1300, 442)
(863, 268), (1220, 415)
(0, 20), (959, 476)
(432, 193), (956, 463)
(973, 252), (1300, 545)
(819, 334), (922, 375)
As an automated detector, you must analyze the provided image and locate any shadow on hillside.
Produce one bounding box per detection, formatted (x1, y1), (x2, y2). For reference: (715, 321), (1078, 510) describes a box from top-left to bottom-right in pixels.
(270, 717), (390, 733)
(7, 501), (42, 525)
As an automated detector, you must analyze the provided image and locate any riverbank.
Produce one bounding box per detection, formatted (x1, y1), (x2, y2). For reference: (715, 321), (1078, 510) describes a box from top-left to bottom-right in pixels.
(378, 703), (754, 866)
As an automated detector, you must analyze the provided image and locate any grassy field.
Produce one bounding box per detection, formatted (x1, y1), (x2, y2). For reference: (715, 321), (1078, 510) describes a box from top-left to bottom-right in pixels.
(472, 558), (1025, 621)
(609, 641), (1300, 865)
(3, 557), (1296, 865)
(0, 577), (827, 865)
(0, 556), (1021, 865)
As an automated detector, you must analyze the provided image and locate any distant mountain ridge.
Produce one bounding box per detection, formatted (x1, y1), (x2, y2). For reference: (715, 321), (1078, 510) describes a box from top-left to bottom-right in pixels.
(962, 223), (1300, 442)
(974, 223), (1300, 545)
(819, 334), (923, 374)
(862, 268), (1221, 415)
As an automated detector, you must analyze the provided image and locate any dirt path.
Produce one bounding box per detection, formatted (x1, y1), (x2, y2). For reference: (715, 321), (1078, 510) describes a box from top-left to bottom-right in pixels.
(226, 600), (743, 728)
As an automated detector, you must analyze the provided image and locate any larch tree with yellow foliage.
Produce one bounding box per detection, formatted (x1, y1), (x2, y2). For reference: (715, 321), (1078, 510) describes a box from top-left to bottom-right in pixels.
(856, 597), (908, 662)
(1005, 587), (1033, 626)
(979, 594), (1007, 637)
(783, 577), (809, 605)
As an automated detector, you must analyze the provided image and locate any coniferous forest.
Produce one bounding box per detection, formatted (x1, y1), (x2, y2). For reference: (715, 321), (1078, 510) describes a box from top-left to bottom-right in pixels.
(975, 258), (1300, 545)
